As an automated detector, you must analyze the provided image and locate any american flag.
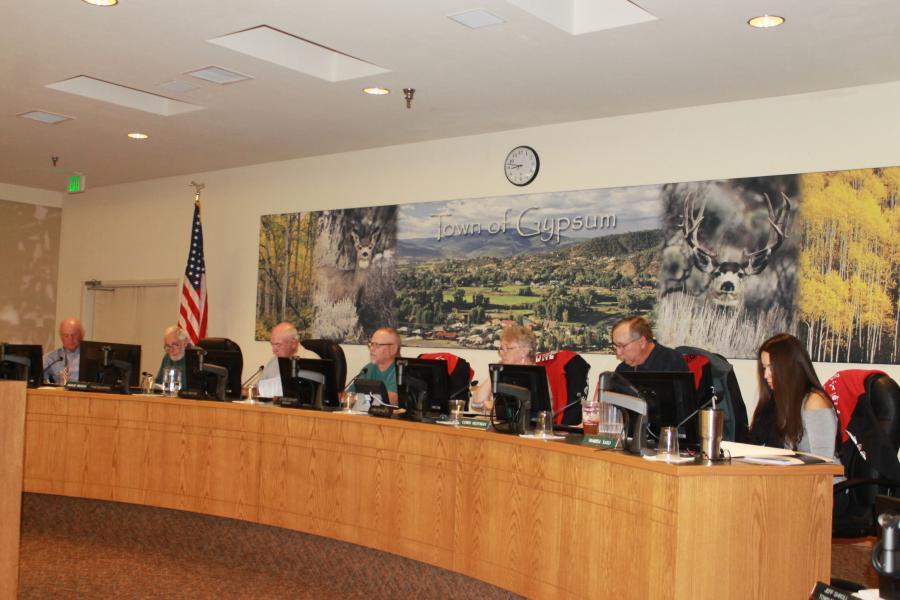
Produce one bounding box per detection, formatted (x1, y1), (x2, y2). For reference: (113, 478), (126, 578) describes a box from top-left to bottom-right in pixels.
(178, 201), (208, 344)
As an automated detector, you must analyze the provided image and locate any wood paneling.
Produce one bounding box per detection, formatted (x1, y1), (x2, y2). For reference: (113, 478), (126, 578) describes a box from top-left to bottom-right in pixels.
(20, 389), (842, 599)
(1, 381), (26, 599)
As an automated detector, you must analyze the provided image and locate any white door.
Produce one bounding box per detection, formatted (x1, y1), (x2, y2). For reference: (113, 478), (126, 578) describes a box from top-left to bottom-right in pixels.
(84, 280), (180, 376)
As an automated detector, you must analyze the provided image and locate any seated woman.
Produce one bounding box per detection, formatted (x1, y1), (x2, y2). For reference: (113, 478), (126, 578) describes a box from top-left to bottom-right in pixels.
(749, 333), (839, 461)
(155, 325), (191, 385)
(470, 324), (540, 415)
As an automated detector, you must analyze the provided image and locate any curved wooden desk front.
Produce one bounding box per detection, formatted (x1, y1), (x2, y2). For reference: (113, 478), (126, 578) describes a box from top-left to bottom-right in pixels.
(21, 388), (840, 599)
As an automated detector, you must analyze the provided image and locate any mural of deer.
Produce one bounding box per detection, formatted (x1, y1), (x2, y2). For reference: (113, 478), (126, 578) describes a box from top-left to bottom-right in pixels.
(660, 179), (796, 311)
(680, 191), (791, 307)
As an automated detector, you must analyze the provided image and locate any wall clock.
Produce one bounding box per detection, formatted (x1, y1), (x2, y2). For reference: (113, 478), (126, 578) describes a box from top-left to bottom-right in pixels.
(504, 146), (539, 186)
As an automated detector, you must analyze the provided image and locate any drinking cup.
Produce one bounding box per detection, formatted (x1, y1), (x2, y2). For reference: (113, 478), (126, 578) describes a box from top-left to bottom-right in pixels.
(161, 368), (181, 397)
(658, 426), (680, 460)
(449, 398), (465, 424)
(140, 373), (154, 395)
(341, 392), (357, 413)
(536, 410), (553, 438)
(582, 401), (600, 435)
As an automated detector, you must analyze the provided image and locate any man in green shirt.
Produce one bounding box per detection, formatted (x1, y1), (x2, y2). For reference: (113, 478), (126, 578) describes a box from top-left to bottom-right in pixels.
(352, 327), (401, 410)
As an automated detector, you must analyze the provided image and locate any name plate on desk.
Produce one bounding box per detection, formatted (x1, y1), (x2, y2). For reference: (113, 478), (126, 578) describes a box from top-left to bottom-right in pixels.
(368, 404), (395, 419)
(579, 435), (619, 449)
(809, 581), (856, 600)
(65, 381), (115, 393)
(459, 417), (490, 430)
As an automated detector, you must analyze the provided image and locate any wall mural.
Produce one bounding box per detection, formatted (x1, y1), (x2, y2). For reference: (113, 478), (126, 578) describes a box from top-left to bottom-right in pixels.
(256, 166), (900, 364)
(0, 199), (62, 350)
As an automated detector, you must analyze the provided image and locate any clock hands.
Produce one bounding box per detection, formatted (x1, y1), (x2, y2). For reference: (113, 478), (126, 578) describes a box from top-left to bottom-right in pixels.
(506, 163), (523, 169)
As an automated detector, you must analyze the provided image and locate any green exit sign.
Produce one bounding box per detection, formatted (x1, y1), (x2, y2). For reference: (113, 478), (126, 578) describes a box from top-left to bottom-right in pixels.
(68, 174), (86, 194)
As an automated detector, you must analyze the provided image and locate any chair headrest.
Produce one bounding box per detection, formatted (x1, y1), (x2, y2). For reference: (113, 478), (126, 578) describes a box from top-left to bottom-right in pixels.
(197, 337), (242, 354)
(868, 373), (900, 446)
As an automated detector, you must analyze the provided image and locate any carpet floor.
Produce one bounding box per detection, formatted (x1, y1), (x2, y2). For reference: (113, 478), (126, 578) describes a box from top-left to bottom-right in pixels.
(17, 493), (523, 600)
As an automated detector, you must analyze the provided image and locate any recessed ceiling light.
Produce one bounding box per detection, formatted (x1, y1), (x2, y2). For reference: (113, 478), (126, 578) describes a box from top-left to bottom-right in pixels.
(82, 0), (118, 6)
(18, 110), (71, 124)
(127, 132), (149, 140)
(748, 14), (785, 28)
(363, 87), (390, 96)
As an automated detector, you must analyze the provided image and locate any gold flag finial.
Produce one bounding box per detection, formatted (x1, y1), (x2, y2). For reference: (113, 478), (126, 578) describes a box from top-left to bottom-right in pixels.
(189, 181), (205, 205)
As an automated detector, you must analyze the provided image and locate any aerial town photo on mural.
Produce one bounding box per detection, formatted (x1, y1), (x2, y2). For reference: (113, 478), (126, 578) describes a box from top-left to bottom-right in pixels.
(256, 166), (900, 364)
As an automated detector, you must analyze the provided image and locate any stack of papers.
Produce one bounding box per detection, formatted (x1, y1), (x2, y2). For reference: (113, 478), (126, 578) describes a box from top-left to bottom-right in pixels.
(721, 441), (833, 466)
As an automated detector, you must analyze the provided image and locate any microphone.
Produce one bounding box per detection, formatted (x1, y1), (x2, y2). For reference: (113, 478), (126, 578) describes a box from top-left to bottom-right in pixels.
(551, 390), (589, 419)
(448, 381), (475, 401)
(677, 391), (719, 429)
(241, 365), (264, 387)
(342, 368), (367, 395)
(41, 355), (64, 381)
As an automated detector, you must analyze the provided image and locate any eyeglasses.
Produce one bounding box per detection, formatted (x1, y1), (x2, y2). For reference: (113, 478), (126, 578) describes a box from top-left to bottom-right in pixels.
(367, 341), (395, 348)
(163, 342), (184, 351)
(499, 345), (523, 353)
(612, 338), (639, 351)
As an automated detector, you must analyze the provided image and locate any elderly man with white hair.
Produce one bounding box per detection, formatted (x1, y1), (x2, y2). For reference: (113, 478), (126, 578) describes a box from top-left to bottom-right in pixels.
(259, 322), (320, 397)
(155, 325), (192, 384)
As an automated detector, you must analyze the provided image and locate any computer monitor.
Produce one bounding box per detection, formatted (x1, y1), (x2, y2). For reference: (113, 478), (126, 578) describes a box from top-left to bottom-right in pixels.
(278, 357), (338, 409)
(183, 347), (243, 401)
(0, 343), (42, 387)
(616, 371), (699, 449)
(396, 357), (451, 420)
(489, 364), (552, 434)
(79, 341), (142, 392)
(353, 378), (390, 408)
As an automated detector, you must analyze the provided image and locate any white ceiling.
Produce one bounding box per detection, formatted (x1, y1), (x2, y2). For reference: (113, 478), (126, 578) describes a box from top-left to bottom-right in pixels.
(3, 0), (900, 191)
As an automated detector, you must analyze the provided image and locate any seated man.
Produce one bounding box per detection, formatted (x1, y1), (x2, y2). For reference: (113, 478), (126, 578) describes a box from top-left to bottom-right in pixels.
(42, 317), (84, 384)
(155, 325), (191, 384)
(470, 324), (539, 415)
(259, 322), (320, 397)
(612, 316), (688, 373)
(352, 327), (401, 411)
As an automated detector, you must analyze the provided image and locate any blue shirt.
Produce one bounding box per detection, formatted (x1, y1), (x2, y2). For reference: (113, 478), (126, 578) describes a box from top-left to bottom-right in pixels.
(42, 346), (80, 383)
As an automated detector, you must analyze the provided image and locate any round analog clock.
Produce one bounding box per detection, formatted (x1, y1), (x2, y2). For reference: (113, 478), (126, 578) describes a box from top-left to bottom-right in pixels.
(504, 145), (540, 186)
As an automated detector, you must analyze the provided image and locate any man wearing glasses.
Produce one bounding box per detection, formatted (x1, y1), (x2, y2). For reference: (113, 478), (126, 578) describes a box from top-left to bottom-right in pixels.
(353, 327), (401, 408)
(155, 325), (191, 384)
(611, 316), (687, 372)
(259, 321), (320, 397)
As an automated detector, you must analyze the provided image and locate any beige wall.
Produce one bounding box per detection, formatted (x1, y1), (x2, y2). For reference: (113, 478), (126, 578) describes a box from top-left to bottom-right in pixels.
(47, 81), (900, 416)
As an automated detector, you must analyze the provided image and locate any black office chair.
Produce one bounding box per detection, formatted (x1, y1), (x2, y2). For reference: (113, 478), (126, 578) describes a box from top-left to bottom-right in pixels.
(196, 337), (244, 385)
(197, 337), (242, 353)
(832, 372), (900, 538)
(417, 352), (474, 402)
(676, 345), (750, 443)
(535, 350), (590, 426)
(301, 339), (347, 392)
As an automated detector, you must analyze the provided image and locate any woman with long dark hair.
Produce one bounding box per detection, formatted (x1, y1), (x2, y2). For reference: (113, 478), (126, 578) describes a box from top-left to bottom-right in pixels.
(750, 333), (839, 459)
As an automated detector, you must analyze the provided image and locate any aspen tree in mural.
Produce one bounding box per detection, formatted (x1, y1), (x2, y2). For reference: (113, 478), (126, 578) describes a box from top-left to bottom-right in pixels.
(256, 213), (318, 338)
(796, 168), (900, 364)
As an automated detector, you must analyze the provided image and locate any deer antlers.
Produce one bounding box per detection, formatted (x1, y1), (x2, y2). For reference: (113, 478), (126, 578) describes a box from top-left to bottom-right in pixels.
(742, 192), (791, 275)
(682, 192), (717, 274)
